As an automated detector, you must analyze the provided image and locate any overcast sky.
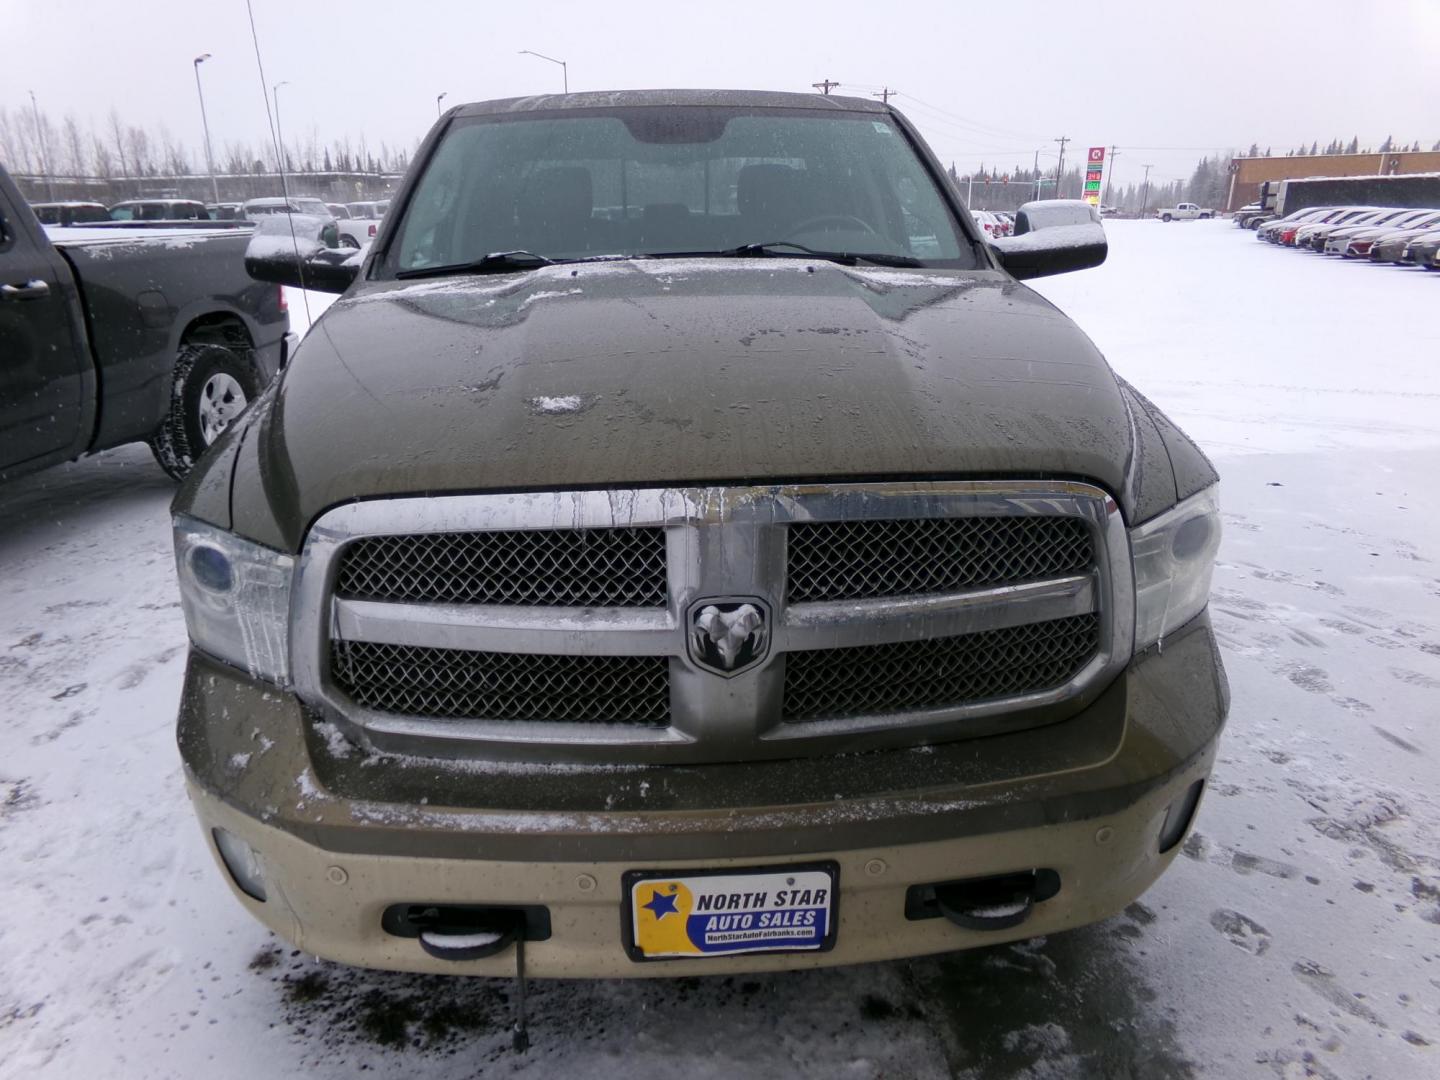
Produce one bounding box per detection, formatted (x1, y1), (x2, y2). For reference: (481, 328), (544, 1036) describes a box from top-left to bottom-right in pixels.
(8, 0), (1439, 191)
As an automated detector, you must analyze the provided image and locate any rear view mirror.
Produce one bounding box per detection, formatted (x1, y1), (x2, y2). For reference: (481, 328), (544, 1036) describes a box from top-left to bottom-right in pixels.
(243, 214), (359, 294)
(990, 199), (1107, 280)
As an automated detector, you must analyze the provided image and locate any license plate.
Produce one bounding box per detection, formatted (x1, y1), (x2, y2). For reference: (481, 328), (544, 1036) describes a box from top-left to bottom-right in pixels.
(623, 863), (838, 961)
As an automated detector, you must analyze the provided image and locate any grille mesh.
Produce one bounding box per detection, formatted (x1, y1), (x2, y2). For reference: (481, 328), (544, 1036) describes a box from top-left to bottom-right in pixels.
(782, 613), (1100, 722)
(330, 641), (670, 725)
(335, 527), (667, 607)
(786, 516), (1093, 603)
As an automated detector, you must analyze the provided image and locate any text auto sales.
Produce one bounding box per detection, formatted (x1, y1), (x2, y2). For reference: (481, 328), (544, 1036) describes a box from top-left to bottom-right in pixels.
(693, 887), (828, 930)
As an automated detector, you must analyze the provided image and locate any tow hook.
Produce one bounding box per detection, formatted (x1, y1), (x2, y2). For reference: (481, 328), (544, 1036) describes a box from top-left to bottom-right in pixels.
(905, 868), (1061, 931)
(410, 909), (532, 1052)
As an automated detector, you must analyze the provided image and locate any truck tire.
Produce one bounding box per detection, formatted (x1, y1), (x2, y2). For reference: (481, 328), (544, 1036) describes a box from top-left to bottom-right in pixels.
(149, 343), (259, 480)
(1199, 212), (1212, 220)
(1162, 213), (1173, 222)
(339, 234), (360, 249)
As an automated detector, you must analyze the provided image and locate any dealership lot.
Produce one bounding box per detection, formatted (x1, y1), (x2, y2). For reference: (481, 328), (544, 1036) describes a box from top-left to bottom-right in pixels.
(1, 220), (1435, 1079)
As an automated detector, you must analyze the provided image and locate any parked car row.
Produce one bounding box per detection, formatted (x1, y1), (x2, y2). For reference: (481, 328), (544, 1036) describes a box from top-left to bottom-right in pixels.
(26, 196), (390, 247)
(239, 196), (385, 248)
(968, 209), (1015, 237)
(1256, 204), (1440, 268)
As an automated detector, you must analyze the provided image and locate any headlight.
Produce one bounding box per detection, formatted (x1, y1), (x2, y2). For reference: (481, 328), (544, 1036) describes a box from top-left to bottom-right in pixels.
(173, 515), (293, 684)
(1129, 487), (1221, 651)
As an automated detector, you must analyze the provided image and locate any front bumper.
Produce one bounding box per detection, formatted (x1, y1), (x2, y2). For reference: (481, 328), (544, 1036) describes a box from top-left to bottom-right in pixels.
(179, 614), (1228, 978)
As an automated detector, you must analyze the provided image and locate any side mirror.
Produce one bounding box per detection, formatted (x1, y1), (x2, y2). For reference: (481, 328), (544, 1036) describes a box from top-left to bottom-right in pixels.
(243, 214), (359, 294)
(990, 199), (1107, 280)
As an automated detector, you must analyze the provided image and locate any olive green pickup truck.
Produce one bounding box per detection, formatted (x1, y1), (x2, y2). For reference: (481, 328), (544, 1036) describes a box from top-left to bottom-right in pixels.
(172, 90), (1226, 997)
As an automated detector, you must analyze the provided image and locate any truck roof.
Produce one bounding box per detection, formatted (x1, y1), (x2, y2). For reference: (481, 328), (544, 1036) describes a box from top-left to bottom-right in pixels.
(453, 88), (890, 118)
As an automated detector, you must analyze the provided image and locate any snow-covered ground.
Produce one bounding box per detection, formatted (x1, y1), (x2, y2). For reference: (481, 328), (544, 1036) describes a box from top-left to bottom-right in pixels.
(2, 221), (1436, 1078)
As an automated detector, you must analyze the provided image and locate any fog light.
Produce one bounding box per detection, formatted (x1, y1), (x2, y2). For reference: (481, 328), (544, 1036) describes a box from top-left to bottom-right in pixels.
(213, 827), (267, 901)
(1158, 779), (1205, 854)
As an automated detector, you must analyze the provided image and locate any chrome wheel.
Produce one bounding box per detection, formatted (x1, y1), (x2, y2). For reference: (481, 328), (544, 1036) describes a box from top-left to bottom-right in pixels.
(198, 372), (247, 444)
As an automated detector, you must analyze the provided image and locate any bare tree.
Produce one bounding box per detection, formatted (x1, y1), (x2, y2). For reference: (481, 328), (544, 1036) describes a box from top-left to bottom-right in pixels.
(222, 140), (252, 175)
(158, 124), (190, 175)
(108, 109), (130, 179)
(125, 125), (154, 176)
(62, 115), (88, 176)
(91, 134), (116, 178)
(0, 108), (27, 170)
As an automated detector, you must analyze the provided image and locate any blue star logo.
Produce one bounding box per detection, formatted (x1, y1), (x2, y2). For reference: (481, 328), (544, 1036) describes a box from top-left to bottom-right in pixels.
(642, 887), (680, 920)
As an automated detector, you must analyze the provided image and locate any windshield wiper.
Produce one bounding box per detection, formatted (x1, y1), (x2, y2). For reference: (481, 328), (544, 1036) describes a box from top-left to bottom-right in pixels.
(395, 250), (557, 280)
(720, 241), (924, 268)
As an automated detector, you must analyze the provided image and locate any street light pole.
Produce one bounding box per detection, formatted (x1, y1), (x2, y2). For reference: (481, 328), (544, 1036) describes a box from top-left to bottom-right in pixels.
(518, 50), (567, 93)
(28, 90), (55, 201)
(436, 92), (448, 118)
(193, 54), (220, 204)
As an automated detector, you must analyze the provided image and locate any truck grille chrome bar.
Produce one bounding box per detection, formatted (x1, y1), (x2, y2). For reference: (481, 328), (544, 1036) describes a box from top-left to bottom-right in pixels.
(290, 481), (1135, 764)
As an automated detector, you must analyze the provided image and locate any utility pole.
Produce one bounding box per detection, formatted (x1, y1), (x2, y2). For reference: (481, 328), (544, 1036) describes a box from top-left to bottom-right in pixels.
(871, 86), (896, 104)
(1102, 145), (1119, 208)
(28, 90), (55, 200)
(1140, 163), (1155, 218)
(812, 79), (840, 95)
(193, 54), (221, 205)
(1053, 135), (1069, 199)
(1032, 148), (1041, 200)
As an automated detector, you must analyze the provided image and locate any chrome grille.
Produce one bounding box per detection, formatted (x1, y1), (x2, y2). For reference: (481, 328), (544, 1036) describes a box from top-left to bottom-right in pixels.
(782, 614), (1100, 722)
(335, 527), (667, 607)
(295, 482), (1130, 764)
(786, 516), (1093, 603)
(330, 641), (670, 725)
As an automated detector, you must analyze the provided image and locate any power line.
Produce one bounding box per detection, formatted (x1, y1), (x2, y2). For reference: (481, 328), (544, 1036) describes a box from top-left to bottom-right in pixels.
(1114, 144), (1237, 152)
(895, 92), (1052, 142)
(872, 86), (896, 105)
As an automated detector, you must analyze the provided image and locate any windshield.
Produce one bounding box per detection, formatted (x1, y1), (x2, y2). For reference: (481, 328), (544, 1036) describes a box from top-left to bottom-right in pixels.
(389, 106), (975, 273)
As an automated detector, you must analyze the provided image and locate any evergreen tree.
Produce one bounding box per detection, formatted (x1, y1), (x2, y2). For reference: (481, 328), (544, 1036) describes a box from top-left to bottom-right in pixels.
(1345, 136), (1359, 153)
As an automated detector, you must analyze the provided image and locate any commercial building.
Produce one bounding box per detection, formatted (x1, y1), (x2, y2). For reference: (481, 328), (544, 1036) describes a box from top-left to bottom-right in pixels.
(1227, 150), (1440, 210)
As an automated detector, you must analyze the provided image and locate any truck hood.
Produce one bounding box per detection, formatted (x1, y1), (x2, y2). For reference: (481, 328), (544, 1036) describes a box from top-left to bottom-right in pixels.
(241, 259), (1145, 551)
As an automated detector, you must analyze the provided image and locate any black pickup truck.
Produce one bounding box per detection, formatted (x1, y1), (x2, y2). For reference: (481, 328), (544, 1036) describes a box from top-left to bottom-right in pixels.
(0, 165), (290, 482)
